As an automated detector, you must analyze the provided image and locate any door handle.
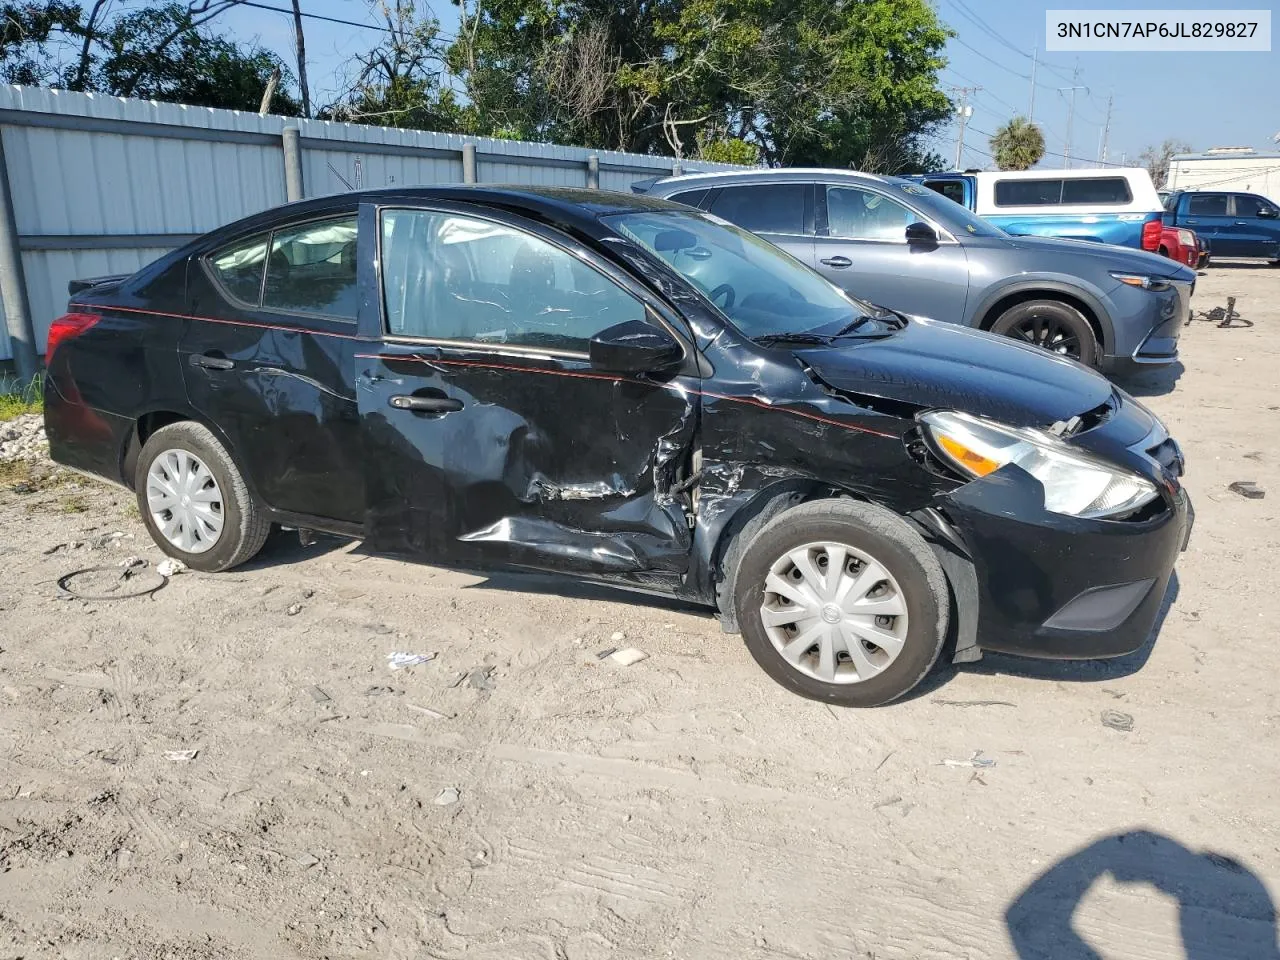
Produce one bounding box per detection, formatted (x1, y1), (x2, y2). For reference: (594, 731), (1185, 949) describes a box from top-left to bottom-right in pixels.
(1234, 221), (1250, 225)
(389, 394), (464, 414)
(820, 256), (853, 268)
(190, 353), (235, 370)
(1183, 219), (1198, 224)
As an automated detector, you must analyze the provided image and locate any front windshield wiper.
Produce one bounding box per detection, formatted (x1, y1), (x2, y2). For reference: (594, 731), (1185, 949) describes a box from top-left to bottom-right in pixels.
(832, 315), (877, 337)
(753, 332), (834, 346)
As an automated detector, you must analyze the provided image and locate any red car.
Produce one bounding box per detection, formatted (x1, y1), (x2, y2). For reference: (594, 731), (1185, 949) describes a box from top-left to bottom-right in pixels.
(1159, 224), (1208, 269)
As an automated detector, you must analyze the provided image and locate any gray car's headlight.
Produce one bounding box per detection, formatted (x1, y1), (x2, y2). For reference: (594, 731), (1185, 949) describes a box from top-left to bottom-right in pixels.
(919, 410), (1159, 519)
(1110, 271), (1171, 291)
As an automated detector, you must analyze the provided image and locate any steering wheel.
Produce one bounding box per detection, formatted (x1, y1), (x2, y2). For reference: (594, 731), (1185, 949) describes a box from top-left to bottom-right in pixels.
(708, 283), (736, 310)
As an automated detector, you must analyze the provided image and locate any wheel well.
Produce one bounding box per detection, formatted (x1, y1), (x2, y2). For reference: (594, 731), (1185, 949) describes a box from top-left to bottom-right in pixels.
(1157, 246), (1168, 257)
(710, 480), (865, 630)
(121, 411), (190, 488)
(978, 290), (1106, 352)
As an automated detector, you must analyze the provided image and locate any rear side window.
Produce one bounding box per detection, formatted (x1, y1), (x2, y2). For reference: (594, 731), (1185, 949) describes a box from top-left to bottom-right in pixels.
(994, 177), (1132, 207)
(708, 184), (806, 235)
(1061, 177), (1132, 204)
(208, 233), (268, 303)
(379, 209), (645, 353)
(262, 217), (359, 319)
(666, 188), (709, 209)
(924, 180), (966, 205)
(1188, 194), (1229, 216)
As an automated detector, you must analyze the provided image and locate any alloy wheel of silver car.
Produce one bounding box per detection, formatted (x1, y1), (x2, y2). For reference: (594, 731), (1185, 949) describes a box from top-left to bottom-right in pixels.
(145, 448), (225, 554)
(759, 540), (909, 685)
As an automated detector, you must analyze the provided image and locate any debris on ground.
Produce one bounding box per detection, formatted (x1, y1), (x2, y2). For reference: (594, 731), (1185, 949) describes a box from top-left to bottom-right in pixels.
(407, 703), (450, 720)
(117, 556), (144, 569)
(608, 648), (649, 666)
(1101, 709), (1135, 732)
(467, 667), (496, 692)
(610, 631), (625, 642)
(1227, 480), (1265, 500)
(1187, 296), (1251, 328)
(293, 853), (320, 869)
(432, 787), (460, 806)
(386, 652), (437, 670)
(58, 565), (167, 601)
(940, 750), (996, 769)
(156, 558), (187, 577)
(286, 603), (303, 616)
(164, 749), (199, 762)
(364, 685), (399, 696)
(932, 699), (1016, 708)
(872, 795), (904, 810)
(595, 647), (617, 660)
(307, 685), (330, 703)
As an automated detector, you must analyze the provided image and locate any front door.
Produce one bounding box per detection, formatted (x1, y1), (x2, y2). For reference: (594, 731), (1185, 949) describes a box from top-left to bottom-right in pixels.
(182, 212), (365, 524)
(357, 204), (699, 583)
(1229, 194), (1280, 259)
(811, 182), (971, 324)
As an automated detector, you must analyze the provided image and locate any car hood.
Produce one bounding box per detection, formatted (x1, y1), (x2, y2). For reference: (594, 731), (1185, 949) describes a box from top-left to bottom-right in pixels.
(793, 318), (1114, 428)
(995, 233), (1195, 280)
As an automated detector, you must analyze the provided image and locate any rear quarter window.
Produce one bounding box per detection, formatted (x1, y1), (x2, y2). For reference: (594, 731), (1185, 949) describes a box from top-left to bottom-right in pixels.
(708, 183), (806, 235)
(665, 188), (709, 209)
(207, 233), (268, 303)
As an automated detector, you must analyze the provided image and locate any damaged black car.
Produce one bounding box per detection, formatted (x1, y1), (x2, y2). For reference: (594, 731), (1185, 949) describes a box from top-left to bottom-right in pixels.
(44, 187), (1192, 706)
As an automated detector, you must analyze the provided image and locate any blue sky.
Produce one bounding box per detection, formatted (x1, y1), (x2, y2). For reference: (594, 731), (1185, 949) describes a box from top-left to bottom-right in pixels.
(218, 0), (1279, 167)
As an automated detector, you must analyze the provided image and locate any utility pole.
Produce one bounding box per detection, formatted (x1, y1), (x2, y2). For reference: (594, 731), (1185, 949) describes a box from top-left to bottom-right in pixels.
(1028, 46), (1038, 121)
(951, 87), (978, 170)
(1097, 91), (1113, 166)
(1057, 85), (1087, 168)
(291, 0), (311, 118)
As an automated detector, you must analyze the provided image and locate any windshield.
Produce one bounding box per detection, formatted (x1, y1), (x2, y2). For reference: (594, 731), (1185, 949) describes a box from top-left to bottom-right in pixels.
(891, 178), (1008, 238)
(604, 210), (880, 339)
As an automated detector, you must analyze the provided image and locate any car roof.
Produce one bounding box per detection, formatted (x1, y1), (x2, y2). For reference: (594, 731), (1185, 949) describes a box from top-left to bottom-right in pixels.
(203, 185), (688, 243)
(644, 168), (898, 191)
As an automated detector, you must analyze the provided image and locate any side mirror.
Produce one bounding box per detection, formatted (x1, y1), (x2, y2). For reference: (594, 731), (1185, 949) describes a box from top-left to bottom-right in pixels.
(905, 221), (938, 245)
(589, 318), (683, 375)
(1258, 206), (1278, 219)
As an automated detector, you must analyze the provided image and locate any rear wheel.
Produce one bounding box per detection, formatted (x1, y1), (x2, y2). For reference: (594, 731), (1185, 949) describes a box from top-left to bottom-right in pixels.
(135, 421), (269, 572)
(990, 299), (1100, 367)
(732, 499), (948, 707)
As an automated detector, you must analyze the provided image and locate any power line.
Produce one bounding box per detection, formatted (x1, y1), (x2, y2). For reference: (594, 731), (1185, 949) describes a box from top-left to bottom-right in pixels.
(235, 0), (459, 43)
(950, 35), (1057, 90)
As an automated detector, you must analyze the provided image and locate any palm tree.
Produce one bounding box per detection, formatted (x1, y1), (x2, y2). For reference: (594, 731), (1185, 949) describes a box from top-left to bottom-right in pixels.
(990, 117), (1045, 171)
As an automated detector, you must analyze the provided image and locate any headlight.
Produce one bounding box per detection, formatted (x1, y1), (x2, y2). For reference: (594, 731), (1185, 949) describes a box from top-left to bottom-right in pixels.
(1110, 271), (1171, 291)
(1176, 229), (1196, 246)
(919, 410), (1159, 519)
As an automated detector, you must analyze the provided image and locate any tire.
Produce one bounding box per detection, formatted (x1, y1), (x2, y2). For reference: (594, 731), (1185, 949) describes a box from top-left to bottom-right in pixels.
(989, 299), (1100, 367)
(731, 499), (948, 707)
(134, 421), (270, 572)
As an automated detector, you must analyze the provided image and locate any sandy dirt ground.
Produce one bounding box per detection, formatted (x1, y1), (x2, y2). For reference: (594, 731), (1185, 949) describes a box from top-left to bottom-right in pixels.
(1, 263), (1278, 960)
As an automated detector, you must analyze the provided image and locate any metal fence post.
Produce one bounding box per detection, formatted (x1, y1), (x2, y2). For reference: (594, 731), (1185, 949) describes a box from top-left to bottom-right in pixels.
(462, 144), (477, 184)
(0, 131), (37, 379)
(282, 126), (304, 201)
(586, 154), (600, 189)
(672, 160), (683, 177)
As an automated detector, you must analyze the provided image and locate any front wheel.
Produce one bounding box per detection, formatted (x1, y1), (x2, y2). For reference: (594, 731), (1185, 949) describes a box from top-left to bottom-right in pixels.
(990, 299), (1100, 367)
(134, 421), (270, 572)
(732, 499), (949, 707)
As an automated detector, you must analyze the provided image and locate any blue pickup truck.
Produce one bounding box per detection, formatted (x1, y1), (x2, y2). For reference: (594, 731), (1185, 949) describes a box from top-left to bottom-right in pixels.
(907, 168), (1166, 252)
(1163, 190), (1280, 262)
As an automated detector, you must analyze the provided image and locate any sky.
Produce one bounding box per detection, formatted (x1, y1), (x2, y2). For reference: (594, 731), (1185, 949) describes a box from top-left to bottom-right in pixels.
(216, 0), (1280, 169)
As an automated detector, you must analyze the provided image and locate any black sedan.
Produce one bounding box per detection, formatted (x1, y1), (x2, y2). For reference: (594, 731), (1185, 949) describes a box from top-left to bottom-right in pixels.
(43, 186), (1192, 706)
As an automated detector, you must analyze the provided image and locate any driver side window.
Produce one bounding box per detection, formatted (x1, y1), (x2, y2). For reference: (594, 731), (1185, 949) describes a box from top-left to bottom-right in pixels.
(826, 186), (915, 241)
(379, 209), (645, 352)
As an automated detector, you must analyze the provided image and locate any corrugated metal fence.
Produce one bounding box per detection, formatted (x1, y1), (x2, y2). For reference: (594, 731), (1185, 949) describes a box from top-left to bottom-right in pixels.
(0, 86), (739, 364)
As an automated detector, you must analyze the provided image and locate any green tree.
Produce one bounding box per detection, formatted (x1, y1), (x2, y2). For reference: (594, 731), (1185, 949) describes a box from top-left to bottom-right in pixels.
(989, 116), (1045, 171)
(1, 1), (80, 85)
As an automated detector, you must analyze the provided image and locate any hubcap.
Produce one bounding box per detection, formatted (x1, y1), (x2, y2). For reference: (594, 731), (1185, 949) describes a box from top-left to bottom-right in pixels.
(1011, 314), (1081, 358)
(146, 449), (224, 554)
(759, 540), (909, 685)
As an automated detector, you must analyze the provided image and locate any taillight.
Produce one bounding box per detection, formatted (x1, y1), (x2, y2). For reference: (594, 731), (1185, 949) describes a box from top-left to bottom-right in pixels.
(1141, 218), (1163, 252)
(46, 312), (101, 362)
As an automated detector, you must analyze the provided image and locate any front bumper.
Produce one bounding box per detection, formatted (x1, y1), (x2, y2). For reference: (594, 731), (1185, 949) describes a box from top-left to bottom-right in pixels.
(931, 467), (1191, 660)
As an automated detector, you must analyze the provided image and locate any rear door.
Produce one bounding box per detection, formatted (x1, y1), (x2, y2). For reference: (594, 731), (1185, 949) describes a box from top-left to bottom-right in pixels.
(356, 203), (698, 582)
(183, 211), (365, 524)
(703, 182), (815, 267)
(1229, 194), (1280, 259)
(1181, 193), (1235, 255)
(811, 182), (970, 323)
